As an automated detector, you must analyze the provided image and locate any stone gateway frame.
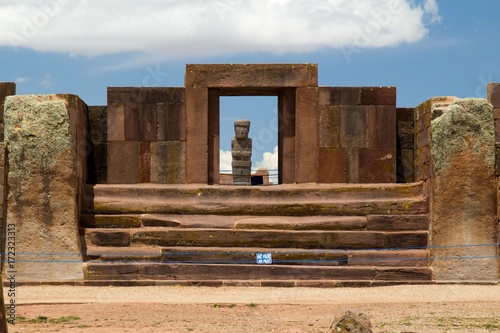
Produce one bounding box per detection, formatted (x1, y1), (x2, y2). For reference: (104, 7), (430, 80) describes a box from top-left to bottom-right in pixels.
(185, 64), (319, 185)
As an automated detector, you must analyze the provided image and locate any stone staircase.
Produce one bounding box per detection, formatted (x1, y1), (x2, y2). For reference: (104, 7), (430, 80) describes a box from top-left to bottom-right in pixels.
(80, 182), (432, 286)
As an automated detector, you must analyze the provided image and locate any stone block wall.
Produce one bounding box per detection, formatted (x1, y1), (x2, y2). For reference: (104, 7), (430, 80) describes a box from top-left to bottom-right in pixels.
(318, 87), (397, 183)
(487, 83), (500, 249)
(0, 82), (16, 141)
(396, 108), (414, 183)
(107, 87), (187, 184)
(88, 106), (107, 183)
(4, 94), (87, 281)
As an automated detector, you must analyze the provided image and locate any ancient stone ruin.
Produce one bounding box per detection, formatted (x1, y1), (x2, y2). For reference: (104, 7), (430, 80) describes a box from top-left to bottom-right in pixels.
(0, 64), (499, 285)
(231, 120), (252, 185)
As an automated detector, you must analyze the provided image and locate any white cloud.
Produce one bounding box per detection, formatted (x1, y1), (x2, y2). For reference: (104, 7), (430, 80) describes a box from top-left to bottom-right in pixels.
(40, 73), (52, 88)
(15, 77), (30, 83)
(254, 146), (278, 171)
(219, 150), (233, 173)
(220, 146), (278, 172)
(0, 0), (440, 60)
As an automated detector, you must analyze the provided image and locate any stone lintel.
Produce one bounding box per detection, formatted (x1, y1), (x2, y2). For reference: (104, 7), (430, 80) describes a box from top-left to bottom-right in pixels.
(185, 64), (318, 88)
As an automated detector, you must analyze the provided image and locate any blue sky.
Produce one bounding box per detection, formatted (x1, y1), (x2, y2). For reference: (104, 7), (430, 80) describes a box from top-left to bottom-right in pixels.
(1, 0), (500, 173)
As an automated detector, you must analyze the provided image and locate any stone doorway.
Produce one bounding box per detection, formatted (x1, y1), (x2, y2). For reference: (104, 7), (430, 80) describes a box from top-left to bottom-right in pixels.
(185, 64), (319, 185)
(219, 96), (279, 185)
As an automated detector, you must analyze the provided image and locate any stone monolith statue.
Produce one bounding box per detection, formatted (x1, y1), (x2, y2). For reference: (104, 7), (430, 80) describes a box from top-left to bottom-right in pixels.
(231, 120), (252, 185)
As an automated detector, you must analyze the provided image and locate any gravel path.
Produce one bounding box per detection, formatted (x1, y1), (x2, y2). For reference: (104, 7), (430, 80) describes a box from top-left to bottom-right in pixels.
(12, 284), (500, 305)
(7, 284), (500, 333)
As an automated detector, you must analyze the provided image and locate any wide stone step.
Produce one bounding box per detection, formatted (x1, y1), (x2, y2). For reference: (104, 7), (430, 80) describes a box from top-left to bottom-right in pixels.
(84, 228), (428, 250)
(83, 262), (433, 282)
(84, 183), (427, 216)
(85, 246), (430, 267)
(81, 214), (430, 231)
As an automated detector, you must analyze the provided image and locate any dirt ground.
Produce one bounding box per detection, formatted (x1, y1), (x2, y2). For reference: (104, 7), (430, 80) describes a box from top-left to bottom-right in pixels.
(6, 284), (500, 333)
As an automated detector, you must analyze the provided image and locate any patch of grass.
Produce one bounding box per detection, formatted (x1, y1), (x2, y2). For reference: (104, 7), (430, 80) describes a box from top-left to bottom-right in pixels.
(17, 315), (81, 324)
(399, 316), (417, 326)
(51, 316), (80, 324)
(213, 303), (237, 309)
(248, 303), (258, 308)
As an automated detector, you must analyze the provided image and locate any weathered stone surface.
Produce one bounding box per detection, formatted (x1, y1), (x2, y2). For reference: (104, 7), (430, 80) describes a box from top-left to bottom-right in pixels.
(150, 141), (186, 184)
(431, 98), (498, 280)
(487, 83), (500, 108)
(86, 230), (131, 247)
(296, 87), (319, 182)
(366, 106), (396, 148)
(330, 311), (372, 333)
(361, 87), (396, 106)
(367, 215), (429, 231)
(185, 88), (208, 183)
(319, 148), (349, 183)
(107, 141), (139, 184)
(234, 216), (367, 230)
(341, 106), (367, 148)
(318, 106), (341, 148)
(358, 148), (396, 183)
(4, 95), (84, 282)
(319, 87), (361, 106)
(185, 64), (318, 88)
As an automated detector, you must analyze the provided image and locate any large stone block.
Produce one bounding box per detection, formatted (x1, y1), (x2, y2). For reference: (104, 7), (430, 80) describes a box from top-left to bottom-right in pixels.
(358, 148), (396, 183)
(0, 82), (16, 118)
(318, 87), (361, 106)
(107, 103), (125, 141)
(318, 148), (348, 183)
(318, 105), (341, 148)
(431, 98), (498, 280)
(360, 87), (396, 105)
(487, 83), (500, 108)
(185, 64), (318, 88)
(4, 95), (84, 282)
(107, 141), (139, 184)
(340, 106), (367, 148)
(186, 88), (208, 183)
(156, 102), (186, 141)
(366, 106), (396, 148)
(151, 141), (187, 184)
(295, 87), (318, 183)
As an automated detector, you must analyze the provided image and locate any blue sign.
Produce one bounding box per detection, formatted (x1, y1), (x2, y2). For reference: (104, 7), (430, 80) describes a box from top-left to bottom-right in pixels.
(256, 253), (273, 264)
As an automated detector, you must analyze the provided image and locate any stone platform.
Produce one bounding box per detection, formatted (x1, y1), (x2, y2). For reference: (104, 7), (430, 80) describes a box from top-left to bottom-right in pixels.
(81, 182), (432, 284)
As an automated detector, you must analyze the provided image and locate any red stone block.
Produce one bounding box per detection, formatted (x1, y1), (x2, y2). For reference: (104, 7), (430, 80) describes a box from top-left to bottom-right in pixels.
(361, 87), (396, 106)
(295, 87), (318, 183)
(318, 87), (361, 106)
(185, 64), (318, 88)
(495, 119), (500, 142)
(107, 87), (141, 104)
(318, 148), (349, 183)
(185, 88), (209, 183)
(318, 106), (341, 148)
(140, 103), (157, 142)
(367, 106), (396, 148)
(139, 142), (151, 183)
(157, 102), (186, 141)
(107, 141), (139, 184)
(122, 103), (141, 141)
(340, 106), (367, 148)
(358, 148), (396, 183)
(487, 83), (500, 108)
(142, 87), (185, 104)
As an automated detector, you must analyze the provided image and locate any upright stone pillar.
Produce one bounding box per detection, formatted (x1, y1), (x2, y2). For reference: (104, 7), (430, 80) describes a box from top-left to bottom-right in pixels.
(231, 120), (252, 185)
(4, 95), (85, 282)
(431, 98), (498, 280)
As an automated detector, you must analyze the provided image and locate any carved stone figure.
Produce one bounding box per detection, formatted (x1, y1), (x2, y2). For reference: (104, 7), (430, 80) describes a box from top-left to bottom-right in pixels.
(231, 120), (252, 185)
